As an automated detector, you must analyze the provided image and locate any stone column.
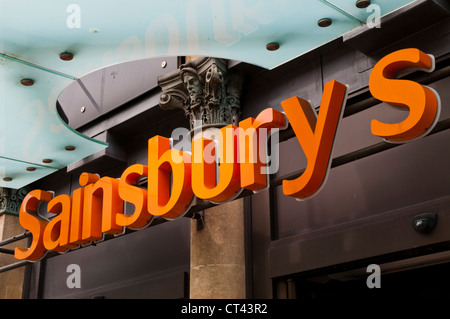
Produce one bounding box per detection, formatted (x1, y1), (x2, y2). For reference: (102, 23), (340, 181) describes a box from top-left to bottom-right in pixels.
(158, 57), (246, 299)
(0, 187), (29, 299)
(190, 198), (245, 299)
(0, 213), (27, 299)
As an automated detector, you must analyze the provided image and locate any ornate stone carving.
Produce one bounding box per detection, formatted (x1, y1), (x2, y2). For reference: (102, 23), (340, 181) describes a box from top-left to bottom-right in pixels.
(158, 57), (243, 131)
(0, 187), (29, 216)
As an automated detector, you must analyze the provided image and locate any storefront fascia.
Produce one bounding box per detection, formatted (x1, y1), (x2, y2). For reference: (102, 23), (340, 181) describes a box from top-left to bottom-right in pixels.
(1, 0), (450, 300)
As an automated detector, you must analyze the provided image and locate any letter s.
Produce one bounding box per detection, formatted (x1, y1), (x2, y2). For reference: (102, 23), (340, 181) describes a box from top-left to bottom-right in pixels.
(369, 48), (440, 142)
(14, 190), (52, 261)
(117, 164), (153, 228)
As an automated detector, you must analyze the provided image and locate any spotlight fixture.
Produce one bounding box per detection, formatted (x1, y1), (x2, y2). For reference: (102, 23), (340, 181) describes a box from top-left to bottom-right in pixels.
(412, 213), (437, 233)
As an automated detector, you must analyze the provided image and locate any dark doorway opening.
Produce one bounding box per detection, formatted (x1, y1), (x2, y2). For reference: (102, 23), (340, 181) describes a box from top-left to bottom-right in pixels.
(294, 259), (450, 301)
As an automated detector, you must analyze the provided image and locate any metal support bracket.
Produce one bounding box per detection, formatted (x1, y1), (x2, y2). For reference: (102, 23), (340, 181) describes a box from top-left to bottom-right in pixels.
(192, 210), (205, 231)
(0, 247), (14, 255)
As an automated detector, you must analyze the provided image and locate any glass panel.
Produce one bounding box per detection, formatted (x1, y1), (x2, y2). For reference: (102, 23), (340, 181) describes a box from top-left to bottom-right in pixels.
(0, 0), (418, 189)
(0, 0), (418, 71)
(325, 0), (417, 23)
(0, 57), (107, 188)
(0, 157), (57, 189)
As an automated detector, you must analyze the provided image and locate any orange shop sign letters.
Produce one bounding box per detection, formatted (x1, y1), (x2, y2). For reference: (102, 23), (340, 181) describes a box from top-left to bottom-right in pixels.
(15, 48), (441, 261)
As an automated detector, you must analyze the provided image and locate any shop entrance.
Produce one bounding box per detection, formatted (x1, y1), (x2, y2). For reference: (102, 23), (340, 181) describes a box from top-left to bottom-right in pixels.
(290, 252), (450, 301)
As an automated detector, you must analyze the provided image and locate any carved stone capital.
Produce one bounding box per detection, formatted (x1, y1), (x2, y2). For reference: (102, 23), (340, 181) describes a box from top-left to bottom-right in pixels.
(0, 187), (29, 216)
(157, 58), (243, 131)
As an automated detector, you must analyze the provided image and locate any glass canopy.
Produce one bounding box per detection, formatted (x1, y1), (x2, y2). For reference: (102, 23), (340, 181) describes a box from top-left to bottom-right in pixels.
(0, 0), (417, 189)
